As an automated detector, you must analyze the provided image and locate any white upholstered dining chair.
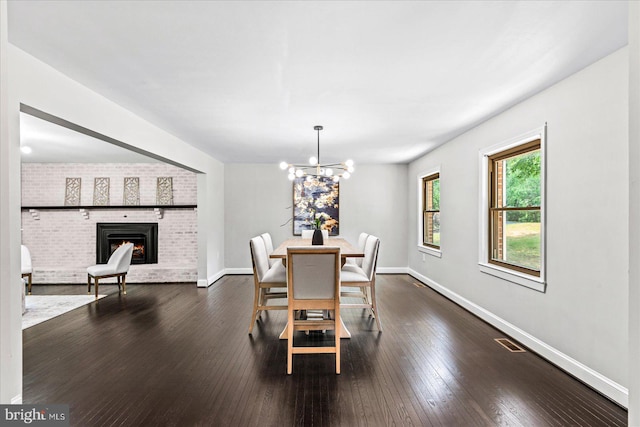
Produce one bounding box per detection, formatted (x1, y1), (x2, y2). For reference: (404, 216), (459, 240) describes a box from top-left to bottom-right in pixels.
(248, 235), (287, 334)
(260, 232), (278, 267)
(340, 235), (382, 331)
(87, 242), (134, 300)
(286, 246), (341, 374)
(344, 232), (369, 267)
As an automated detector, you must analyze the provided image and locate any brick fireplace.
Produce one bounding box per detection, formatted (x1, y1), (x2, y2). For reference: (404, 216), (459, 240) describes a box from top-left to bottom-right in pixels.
(21, 163), (198, 284)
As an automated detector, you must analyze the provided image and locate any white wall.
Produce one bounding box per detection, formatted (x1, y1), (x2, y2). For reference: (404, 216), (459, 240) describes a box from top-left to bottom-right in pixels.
(629, 2), (640, 423)
(0, 44), (226, 402)
(224, 163), (408, 270)
(408, 48), (629, 405)
(0, 0), (23, 404)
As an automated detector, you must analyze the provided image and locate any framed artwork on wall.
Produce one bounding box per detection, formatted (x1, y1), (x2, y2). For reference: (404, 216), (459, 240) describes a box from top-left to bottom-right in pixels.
(293, 176), (339, 236)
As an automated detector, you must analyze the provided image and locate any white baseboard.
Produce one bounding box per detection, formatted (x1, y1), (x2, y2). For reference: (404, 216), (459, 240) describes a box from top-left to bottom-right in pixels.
(408, 268), (628, 408)
(11, 394), (22, 404)
(224, 268), (252, 275)
(197, 270), (226, 287)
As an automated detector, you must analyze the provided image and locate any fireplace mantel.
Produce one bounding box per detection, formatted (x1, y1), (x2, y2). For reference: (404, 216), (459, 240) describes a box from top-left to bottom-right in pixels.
(22, 205), (196, 220)
(21, 205), (197, 210)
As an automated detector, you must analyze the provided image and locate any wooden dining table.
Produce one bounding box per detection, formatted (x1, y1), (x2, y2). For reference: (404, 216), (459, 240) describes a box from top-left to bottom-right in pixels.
(270, 237), (364, 339)
(270, 237), (364, 264)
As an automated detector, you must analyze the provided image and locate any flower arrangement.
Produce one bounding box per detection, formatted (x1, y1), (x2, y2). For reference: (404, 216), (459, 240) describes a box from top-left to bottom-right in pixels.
(310, 207), (330, 230)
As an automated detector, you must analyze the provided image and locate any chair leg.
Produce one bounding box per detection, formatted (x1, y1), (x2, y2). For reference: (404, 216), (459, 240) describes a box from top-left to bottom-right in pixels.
(87, 275), (92, 294)
(27, 273), (32, 295)
(248, 282), (260, 334)
(335, 310), (341, 375)
(257, 288), (265, 320)
(370, 282), (382, 332)
(366, 287), (375, 317)
(121, 274), (127, 295)
(94, 277), (99, 300)
(287, 308), (294, 374)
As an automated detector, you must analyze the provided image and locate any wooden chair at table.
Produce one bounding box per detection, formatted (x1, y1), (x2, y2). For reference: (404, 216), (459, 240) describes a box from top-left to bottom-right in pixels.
(286, 246), (341, 374)
(343, 232), (370, 307)
(260, 232), (278, 267)
(87, 242), (134, 300)
(340, 235), (382, 332)
(344, 232), (369, 267)
(248, 235), (287, 334)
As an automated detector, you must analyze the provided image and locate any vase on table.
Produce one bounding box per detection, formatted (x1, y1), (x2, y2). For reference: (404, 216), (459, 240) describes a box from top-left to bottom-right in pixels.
(312, 229), (324, 245)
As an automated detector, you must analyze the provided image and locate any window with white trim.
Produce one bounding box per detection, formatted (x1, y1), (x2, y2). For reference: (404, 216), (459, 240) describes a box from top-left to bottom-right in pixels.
(418, 168), (442, 258)
(479, 127), (545, 291)
(488, 140), (541, 276)
(422, 173), (440, 249)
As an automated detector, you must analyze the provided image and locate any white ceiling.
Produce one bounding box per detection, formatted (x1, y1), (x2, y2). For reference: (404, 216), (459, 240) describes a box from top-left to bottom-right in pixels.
(20, 113), (160, 164)
(8, 1), (628, 165)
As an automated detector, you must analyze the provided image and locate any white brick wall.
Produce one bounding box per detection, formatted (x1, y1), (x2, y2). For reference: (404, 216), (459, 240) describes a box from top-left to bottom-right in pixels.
(21, 163), (198, 284)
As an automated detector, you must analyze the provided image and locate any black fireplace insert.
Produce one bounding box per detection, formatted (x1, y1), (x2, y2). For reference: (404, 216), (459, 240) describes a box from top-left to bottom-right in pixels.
(96, 223), (158, 264)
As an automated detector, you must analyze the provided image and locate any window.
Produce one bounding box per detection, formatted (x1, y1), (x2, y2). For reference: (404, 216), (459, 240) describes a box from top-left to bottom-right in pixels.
(479, 127), (545, 292)
(422, 173), (440, 248)
(488, 139), (542, 275)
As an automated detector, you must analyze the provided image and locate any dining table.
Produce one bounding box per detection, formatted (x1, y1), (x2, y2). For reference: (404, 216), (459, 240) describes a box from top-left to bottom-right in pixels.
(270, 237), (364, 264)
(270, 236), (364, 339)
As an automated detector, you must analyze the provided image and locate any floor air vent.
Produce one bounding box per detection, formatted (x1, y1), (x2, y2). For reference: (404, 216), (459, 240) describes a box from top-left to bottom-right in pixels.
(413, 282), (427, 288)
(494, 338), (526, 353)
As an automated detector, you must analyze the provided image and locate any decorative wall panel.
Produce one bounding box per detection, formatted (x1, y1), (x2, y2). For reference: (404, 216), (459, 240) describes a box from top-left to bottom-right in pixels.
(64, 178), (81, 206)
(156, 177), (174, 205)
(93, 177), (110, 206)
(123, 177), (140, 206)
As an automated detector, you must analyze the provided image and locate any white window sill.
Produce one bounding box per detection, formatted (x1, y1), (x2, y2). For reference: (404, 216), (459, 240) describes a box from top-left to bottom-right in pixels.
(478, 262), (546, 292)
(418, 245), (442, 258)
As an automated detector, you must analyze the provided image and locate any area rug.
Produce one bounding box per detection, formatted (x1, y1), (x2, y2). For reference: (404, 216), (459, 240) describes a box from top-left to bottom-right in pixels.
(22, 294), (106, 330)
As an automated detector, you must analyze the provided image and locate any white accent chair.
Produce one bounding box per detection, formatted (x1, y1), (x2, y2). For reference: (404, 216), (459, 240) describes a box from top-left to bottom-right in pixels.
(87, 243), (134, 300)
(21, 245), (33, 295)
(286, 246), (341, 374)
(340, 235), (382, 331)
(301, 229), (329, 240)
(260, 232), (278, 267)
(248, 235), (287, 334)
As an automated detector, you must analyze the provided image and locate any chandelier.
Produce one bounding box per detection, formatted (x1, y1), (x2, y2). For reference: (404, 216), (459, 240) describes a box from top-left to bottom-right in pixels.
(279, 125), (354, 181)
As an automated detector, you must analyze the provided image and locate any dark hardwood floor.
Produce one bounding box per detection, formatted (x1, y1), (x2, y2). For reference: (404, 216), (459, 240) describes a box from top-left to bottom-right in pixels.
(23, 275), (627, 426)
